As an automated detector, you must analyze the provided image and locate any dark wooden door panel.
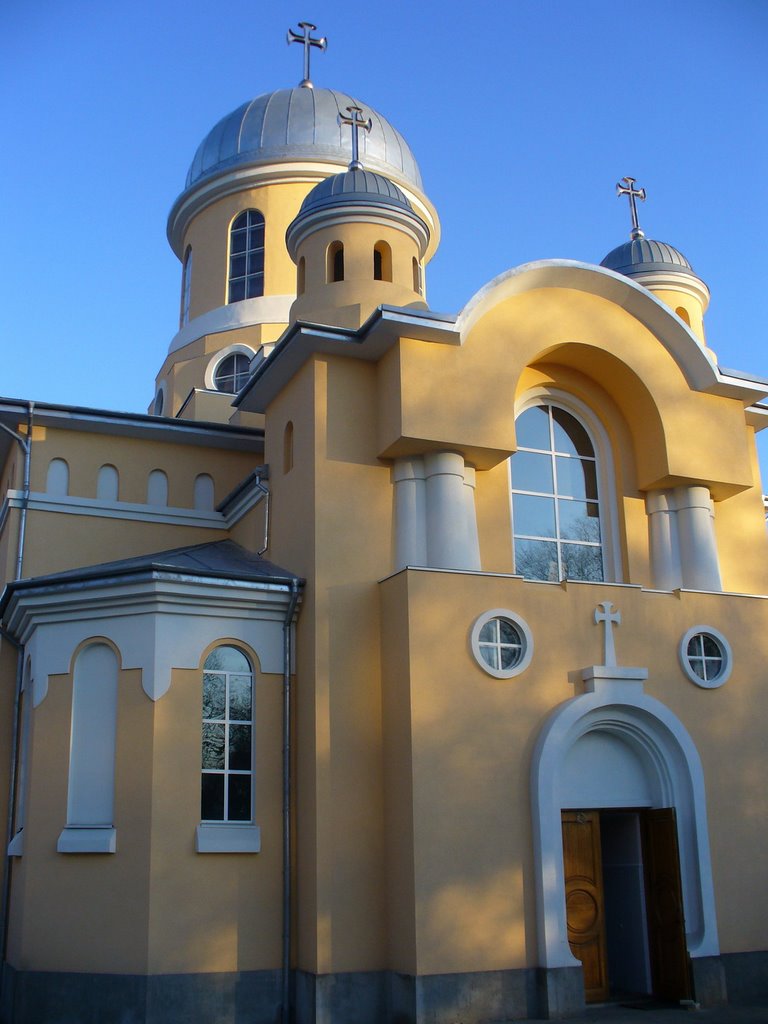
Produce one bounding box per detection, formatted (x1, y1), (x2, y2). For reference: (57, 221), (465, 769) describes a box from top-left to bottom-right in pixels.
(643, 807), (692, 1001)
(562, 810), (609, 1002)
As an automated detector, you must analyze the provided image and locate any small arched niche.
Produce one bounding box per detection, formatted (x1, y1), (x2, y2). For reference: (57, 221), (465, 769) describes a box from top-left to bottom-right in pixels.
(147, 469), (169, 507)
(373, 241), (392, 282)
(194, 473), (215, 511)
(46, 458), (69, 496)
(96, 464), (119, 502)
(327, 241), (344, 283)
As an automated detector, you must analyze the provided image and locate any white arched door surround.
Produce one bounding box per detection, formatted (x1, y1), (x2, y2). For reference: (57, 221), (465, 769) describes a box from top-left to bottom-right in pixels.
(531, 686), (719, 971)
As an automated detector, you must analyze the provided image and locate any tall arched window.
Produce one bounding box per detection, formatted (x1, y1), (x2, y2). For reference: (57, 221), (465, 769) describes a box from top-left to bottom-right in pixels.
(228, 211), (264, 302)
(511, 403), (605, 582)
(201, 646), (253, 823)
(180, 246), (193, 325)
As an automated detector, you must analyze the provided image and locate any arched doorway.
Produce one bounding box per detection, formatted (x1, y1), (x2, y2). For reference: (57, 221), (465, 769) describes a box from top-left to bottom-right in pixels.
(531, 687), (720, 1010)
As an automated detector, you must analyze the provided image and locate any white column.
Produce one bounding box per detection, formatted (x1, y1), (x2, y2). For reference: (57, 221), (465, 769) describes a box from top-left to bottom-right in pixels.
(392, 456), (427, 570)
(463, 465), (481, 570)
(424, 451), (480, 570)
(674, 485), (722, 592)
(646, 489), (682, 590)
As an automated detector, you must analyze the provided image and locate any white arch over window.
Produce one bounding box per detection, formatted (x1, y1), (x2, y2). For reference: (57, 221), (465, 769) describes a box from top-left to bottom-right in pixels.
(58, 643), (119, 854)
(530, 689), (720, 970)
(147, 469), (168, 506)
(194, 473), (215, 511)
(46, 458), (69, 496)
(96, 464), (119, 502)
(512, 388), (622, 583)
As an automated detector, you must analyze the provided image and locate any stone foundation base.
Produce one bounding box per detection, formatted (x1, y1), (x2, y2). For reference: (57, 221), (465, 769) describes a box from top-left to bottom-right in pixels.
(2, 952), (765, 1023)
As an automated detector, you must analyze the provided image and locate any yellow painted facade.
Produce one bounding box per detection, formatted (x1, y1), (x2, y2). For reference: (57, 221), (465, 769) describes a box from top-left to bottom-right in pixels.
(0, 52), (766, 1024)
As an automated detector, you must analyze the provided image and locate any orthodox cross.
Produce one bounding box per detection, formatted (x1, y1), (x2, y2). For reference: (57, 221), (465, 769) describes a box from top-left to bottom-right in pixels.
(338, 105), (372, 170)
(287, 22), (327, 88)
(616, 176), (646, 240)
(595, 601), (621, 667)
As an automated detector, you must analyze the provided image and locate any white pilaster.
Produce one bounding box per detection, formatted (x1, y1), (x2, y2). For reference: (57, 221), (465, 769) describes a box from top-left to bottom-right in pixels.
(424, 451), (479, 571)
(646, 489), (683, 590)
(392, 457), (427, 570)
(674, 485), (722, 591)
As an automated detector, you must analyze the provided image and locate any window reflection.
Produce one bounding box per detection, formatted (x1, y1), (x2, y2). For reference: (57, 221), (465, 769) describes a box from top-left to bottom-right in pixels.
(511, 404), (604, 582)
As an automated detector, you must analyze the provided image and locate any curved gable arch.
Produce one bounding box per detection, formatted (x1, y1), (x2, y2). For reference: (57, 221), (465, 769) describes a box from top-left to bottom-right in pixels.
(530, 688), (720, 972)
(458, 260), (718, 394)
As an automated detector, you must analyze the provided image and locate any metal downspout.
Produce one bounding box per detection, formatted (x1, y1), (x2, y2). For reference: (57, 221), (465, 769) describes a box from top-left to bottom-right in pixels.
(281, 579), (300, 1024)
(0, 401), (33, 994)
(255, 474), (270, 557)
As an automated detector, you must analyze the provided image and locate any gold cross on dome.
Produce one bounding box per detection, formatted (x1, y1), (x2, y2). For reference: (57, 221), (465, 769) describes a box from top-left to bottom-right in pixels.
(287, 22), (327, 88)
(338, 105), (372, 170)
(616, 176), (646, 240)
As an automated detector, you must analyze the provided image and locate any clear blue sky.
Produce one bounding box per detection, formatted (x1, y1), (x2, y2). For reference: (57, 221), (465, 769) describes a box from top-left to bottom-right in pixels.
(2, 1), (767, 478)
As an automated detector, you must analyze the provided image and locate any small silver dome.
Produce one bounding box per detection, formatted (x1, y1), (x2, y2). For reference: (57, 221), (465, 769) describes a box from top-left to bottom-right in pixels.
(298, 169), (414, 215)
(185, 88), (422, 191)
(601, 237), (697, 278)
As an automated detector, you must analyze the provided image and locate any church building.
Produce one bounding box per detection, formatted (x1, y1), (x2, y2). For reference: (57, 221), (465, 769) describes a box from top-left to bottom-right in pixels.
(0, 23), (766, 1024)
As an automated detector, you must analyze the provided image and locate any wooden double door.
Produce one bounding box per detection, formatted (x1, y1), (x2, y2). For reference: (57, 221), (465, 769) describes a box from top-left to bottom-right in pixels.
(562, 808), (692, 1004)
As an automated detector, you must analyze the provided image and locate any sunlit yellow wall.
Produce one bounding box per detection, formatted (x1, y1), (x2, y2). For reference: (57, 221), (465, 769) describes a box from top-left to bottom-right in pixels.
(381, 570), (768, 974)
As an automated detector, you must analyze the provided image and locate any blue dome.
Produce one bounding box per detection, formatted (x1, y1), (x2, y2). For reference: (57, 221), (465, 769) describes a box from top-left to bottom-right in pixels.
(185, 88), (423, 192)
(298, 169), (414, 216)
(601, 237), (697, 278)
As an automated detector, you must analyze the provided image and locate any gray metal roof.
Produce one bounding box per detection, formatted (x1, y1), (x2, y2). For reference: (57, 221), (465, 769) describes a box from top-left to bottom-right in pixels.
(298, 169), (413, 214)
(185, 88), (422, 191)
(600, 237), (698, 278)
(3, 540), (300, 598)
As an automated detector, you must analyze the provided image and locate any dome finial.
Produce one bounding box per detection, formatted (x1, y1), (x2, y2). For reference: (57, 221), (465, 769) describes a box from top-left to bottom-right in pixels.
(616, 176), (646, 240)
(287, 21), (327, 88)
(338, 105), (372, 170)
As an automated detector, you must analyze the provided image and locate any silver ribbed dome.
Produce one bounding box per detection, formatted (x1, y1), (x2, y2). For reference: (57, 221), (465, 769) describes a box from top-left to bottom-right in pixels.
(298, 169), (413, 215)
(185, 88), (422, 191)
(600, 237), (697, 278)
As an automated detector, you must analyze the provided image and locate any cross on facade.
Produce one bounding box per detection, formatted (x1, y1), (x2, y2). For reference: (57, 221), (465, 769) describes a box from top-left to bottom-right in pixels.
(616, 176), (646, 240)
(287, 22), (327, 88)
(595, 601), (621, 667)
(338, 105), (372, 170)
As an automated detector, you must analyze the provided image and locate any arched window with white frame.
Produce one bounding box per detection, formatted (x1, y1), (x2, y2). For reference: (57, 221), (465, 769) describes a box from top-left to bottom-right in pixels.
(228, 210), (264, 302)
(510, 395), (620, 583)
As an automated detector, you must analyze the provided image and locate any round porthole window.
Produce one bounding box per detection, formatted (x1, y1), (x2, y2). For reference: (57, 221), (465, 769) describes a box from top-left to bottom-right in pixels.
(470, 609), (533, 679)
(679, 626), (732, 689)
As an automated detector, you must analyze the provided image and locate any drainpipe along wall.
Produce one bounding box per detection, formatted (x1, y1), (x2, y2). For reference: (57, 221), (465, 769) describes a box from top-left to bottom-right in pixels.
(282, 578), (301, 1024)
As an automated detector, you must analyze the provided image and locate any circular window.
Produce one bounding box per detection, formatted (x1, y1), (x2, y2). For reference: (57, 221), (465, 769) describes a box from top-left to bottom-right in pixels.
(470, 609), (533, 679)
(213, 352), (251, 393)
(679, 626), (732, 689)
